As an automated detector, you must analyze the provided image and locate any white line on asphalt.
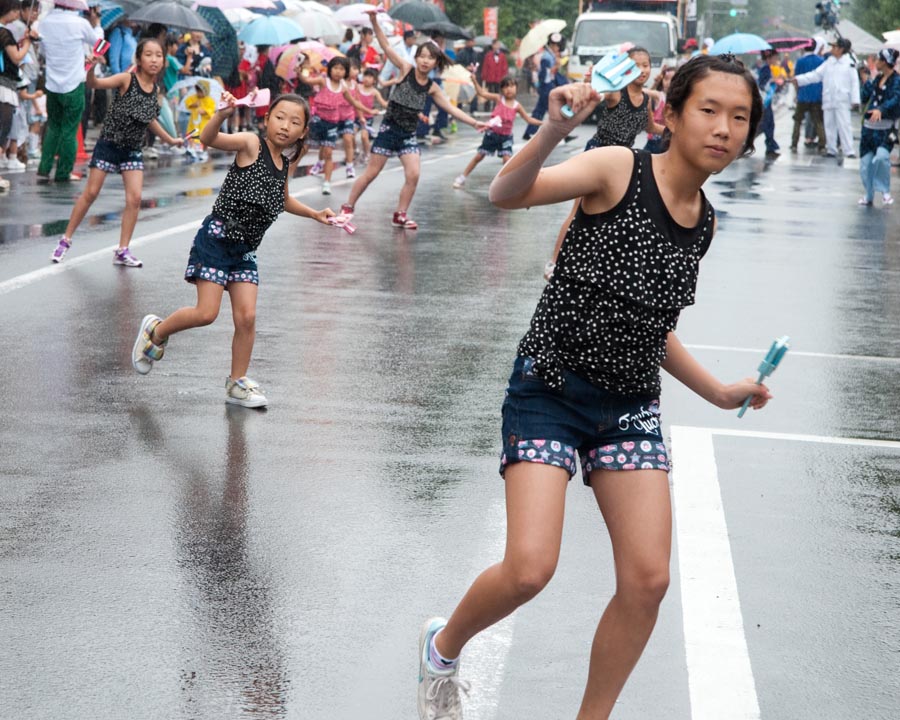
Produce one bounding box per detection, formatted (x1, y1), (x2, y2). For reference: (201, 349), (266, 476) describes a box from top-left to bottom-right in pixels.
(684, 343), (900, 364)
(670, 425), (761, 720)
(0, 146), (480, 298)
(703, 426), (900, 449)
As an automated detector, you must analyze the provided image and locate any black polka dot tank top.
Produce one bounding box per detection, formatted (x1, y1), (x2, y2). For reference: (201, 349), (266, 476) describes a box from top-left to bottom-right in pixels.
(590, 90), (649, 148)
(384, 70), (432, 133)
(211, 138), (288, 251)
(518, 150), (715, 397)
(99, 73), (161, 151)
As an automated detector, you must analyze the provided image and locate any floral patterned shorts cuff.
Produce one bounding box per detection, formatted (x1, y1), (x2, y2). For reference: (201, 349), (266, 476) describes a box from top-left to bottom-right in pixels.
(184, 263), (259, 287)
(580, 440), (670, 476)
(499, 439), (578, 478)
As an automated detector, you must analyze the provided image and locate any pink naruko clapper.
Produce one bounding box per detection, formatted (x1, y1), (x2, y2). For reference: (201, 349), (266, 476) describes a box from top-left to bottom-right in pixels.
(218, 88), (271, 110)
(327, 213), (357, 235)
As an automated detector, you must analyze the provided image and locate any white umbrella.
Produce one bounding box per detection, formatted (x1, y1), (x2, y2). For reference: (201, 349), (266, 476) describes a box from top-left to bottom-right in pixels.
(334, 3), (386, 28)
(518, 18), (566, 61)
(222, 7), (257, 30)
(289, 10), (344, 43)
(191, 0), (277, 9)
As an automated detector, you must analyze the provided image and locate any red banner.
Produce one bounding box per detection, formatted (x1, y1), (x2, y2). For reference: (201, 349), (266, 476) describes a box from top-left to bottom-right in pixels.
(483, 7), (498, 39)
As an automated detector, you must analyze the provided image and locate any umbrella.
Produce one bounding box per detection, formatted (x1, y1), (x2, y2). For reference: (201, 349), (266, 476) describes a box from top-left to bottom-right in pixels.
(710, 33), (772, 55)
(99, 1), (124, 30)
(195, 6), (239, 81)
(288, 9), (344, 43)
(275, 44), (306, 80)
(128, 2), (215, 33)
(884, 30), (900, 42)
(167, 75), (225, 112)
(334, 3), (386, 28)
(238, 15), (305, 45)
(420, 20), (471, 41)
(474, 35), (507, 51)
(388, 1), (448, 28)
(518, 19), (566, 60)
(441, 62), (474, 103)
(764, 35), (814, 52)
(222, 7), (257, 30)
(192, 0), (277, 8)
(54, 0), (89, 10)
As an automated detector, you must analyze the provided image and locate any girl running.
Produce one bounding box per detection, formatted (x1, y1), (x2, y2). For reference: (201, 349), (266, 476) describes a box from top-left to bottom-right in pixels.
(49, 39), (183, 267)
(340, 10), (486, 230)
(416, 55), (769, 720)
(544, 46), (665, 279)
(355, 67), (388, 165)
(452, 76), (541, 189)
(130, 93), (335, 408)
(306, 56), (373, 195)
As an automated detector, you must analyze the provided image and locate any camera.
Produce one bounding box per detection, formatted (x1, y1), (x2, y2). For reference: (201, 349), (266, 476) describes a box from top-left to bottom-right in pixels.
(814, 0), (846, 31)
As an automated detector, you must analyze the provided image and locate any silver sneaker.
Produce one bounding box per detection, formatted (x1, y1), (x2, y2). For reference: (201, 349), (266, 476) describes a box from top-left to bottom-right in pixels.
(226, 376), (268, 408)
(132, 314), (164, 375)
(113, 247), (143, 267)
(418, 618), (469, 720)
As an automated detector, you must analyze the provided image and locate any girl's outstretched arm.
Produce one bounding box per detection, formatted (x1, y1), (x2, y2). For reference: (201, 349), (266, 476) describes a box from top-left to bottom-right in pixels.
(147, 119), (183, 146)
(428, 86), (486, 129)
(471, 74), (499, 103)
(516, 103), (543, 126)
(366, 11), (410, 75)
(200, 92), (257, 160)
(86, 60), (130, 93)
(490, 84), (625, 210)
(661, 333), (772, 410)
(284, 193), (335, 223)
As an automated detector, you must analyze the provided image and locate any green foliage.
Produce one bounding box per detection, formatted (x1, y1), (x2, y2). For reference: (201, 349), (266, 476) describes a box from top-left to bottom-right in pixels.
(442, 0), (578, 45)
(850, 0), (900, 38)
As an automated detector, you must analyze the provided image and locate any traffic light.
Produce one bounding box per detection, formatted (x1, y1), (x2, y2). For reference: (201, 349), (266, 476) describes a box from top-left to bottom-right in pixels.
(729, 7), (748, 16)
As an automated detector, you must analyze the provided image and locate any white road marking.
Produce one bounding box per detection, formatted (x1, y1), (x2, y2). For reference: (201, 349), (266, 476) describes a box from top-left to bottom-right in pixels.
(0, 146), (480, 297)
(670, 425), (761, 720)
(684, 343), (900, 364)
(701, 426), (900, 450)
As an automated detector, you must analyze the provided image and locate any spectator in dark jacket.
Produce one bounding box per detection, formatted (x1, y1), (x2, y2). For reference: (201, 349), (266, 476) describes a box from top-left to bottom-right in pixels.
(455, 37), (480, 112)
(791, 39), (825, 152)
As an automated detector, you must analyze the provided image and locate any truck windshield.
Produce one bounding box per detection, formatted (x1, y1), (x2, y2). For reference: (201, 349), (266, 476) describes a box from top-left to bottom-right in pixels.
(574, 20), (672, 60)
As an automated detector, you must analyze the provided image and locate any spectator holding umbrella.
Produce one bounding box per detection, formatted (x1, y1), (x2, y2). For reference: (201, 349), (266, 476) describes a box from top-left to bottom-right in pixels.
(481, 38), (509, 110)
(523, 32), (563, 141)
(455, 37), (480, 112)
(36, 1), (99, 183)
(857, 47), (900, 206)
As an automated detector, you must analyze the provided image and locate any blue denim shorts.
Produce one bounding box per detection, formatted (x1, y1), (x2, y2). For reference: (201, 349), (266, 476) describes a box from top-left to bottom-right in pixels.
(184, 215), (259, 287)
(372, 122), (420, 157)
(338, 118), (356, 135)
(499, 356), (670, 483)
(90, 137), (144, 173)
(477, 130), (514, 157)
(309, 117), (339, 147)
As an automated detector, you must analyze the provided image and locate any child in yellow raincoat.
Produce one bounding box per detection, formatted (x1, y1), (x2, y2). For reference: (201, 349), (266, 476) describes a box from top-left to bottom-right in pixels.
(185, 80), (216, 136)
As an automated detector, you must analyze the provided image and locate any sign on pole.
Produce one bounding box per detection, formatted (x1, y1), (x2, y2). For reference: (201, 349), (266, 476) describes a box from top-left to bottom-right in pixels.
(484, 6), (498, 38)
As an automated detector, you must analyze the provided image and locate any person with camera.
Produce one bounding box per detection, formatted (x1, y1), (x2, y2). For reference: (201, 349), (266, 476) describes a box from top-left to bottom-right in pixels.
(857, 47), (900, 206)
(793, 37), (859, 158)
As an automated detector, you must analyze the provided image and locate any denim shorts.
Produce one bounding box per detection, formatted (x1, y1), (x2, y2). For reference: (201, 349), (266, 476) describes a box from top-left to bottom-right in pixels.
(477, 131), (514, 157)
(338, 118), (356, 136)
(184, 215), (259, 287)
(309, 117), (339, 147)
(499, 356), (670, 483)
(90, 137), (144, 173)
(372, 121), (420, 157)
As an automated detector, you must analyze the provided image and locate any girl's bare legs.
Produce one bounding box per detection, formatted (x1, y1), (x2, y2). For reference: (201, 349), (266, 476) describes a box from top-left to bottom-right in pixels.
(576, 469), (671, 720)
(434, 462), (569, 659)
(119, 169), (144, 249)
(361, 129), (371, 158)
(342, 130), (354, 166)
(226, 281), (258, 380)
(63, 167), (109, 238)
(346, 152), (388, 207)
(322, 145), (334, 182)
(397, 152), (421, 213)
(461, 152), (485, 179)
(152, 279), (224, 342)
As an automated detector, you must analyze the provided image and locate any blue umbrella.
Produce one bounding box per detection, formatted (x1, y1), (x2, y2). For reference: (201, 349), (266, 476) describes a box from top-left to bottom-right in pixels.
(710, 33), (772, 55)
(249, 0), (286, 16)
(238, 16), (305, 46)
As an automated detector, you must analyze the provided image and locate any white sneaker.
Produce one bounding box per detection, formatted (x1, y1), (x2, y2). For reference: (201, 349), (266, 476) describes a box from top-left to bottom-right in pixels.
(0, 155), (7, 169)
(309, 160), (324, 176)
(132, 314), (165, 375)
(5, 157), (26, 171)
(452, 174), (466, 189)
(322, 181), (331, 195)
(883, 193), (894, 206)
(346, 163), (356, 178)
(226, 376), (268, 408)
(417, 618), (469, 720)
(113, 247), (143, 267)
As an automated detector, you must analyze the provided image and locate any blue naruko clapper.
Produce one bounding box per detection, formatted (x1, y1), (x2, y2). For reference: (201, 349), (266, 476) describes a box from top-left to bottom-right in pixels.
(738, 335), (790, 418)
(561, 52), (640, 118)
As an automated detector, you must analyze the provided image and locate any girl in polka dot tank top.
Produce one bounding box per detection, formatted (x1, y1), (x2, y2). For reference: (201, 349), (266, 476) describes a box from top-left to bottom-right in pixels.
(131, 93), (336, 409)
(50, 39), (183, 269)
(416, 56), (775, 720)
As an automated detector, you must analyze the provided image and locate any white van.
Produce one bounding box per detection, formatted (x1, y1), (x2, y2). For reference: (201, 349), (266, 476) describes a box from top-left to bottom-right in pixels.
(567, 11), (679, 82)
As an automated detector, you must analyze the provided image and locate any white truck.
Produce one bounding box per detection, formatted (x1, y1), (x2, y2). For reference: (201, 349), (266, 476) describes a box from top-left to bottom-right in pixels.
(567, 10), (680, 83)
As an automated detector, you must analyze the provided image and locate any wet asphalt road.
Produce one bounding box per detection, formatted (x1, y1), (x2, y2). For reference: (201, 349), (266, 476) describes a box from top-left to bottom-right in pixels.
(1, 118), (899, 720)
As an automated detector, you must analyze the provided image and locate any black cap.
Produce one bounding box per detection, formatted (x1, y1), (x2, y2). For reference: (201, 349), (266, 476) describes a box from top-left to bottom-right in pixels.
(830, 37), (851, 51)
(403, 29), (415, 39)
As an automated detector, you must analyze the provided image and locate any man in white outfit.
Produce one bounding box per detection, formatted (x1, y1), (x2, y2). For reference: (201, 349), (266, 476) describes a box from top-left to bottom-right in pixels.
(794, 37), (860, 157)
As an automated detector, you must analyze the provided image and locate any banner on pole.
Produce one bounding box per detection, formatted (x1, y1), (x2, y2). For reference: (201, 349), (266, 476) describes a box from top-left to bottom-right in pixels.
(484, 7), (498, 39)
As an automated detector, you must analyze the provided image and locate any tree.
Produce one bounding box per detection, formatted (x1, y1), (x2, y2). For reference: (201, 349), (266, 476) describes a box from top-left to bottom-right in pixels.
(443, 0), (578, 46)
(850, 0), (900, 38)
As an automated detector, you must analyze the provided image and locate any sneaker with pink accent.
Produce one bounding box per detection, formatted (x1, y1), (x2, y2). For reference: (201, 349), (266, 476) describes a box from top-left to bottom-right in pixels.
(113, 247), (143, 267)
(51, 237), (71, 263)
(392, 211), (418, 230)
(309, 160), (324, 176)
(882, 193), (894, 206)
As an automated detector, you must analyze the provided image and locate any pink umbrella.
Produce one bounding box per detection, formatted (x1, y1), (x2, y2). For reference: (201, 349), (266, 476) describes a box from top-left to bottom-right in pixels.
(295, 40), (343, 62)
